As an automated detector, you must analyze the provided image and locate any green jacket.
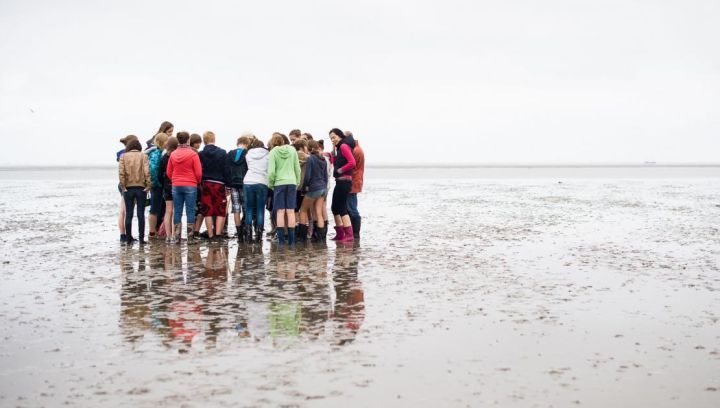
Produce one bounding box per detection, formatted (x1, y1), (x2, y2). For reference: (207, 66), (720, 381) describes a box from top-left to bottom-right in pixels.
(267, 145), (301, 190)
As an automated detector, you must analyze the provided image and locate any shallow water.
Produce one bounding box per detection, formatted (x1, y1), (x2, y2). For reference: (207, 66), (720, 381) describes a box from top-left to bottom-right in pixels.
(0, 168), (719, 407)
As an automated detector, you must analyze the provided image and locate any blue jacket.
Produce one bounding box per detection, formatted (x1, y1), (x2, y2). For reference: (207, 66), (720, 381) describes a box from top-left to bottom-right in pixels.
(301, 154), (329, 193)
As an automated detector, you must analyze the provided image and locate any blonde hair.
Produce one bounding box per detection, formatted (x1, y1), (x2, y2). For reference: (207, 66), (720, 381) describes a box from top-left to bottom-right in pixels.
(154, 133), (169, 150)
(202, 131), (216, 144)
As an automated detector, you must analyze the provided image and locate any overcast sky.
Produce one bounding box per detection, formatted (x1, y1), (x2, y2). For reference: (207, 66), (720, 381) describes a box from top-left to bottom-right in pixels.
(0, 0), (718, 166)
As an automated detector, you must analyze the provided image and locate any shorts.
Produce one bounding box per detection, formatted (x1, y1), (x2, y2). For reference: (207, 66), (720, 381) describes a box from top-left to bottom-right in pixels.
(272, 184), (297, 210)
(200, 181), (228, 217)
(230, 187), (244, 214)
(295, 191), (304, 212)
(163, 186), (173, 201)
(306, 188), (326, 199)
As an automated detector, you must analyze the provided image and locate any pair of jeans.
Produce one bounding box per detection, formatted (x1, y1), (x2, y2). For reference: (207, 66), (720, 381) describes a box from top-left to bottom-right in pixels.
(124, 187), (146, 238)
(172, 186), (197, 225)
(347, 193), (360, 218)
(243, 184), (268, 227)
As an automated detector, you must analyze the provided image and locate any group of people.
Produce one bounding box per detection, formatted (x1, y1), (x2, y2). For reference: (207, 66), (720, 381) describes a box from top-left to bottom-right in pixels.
(117, 122), (365, 246)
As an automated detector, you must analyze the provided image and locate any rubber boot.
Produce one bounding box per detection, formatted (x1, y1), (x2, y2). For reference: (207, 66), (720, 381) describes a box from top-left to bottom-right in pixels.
(297, 224), (308, 243)
(187, 226), (196, 244)
(311, 222), (320, 242)
(173, 224), (182, 243)
(341, 226), (354, 242)
(287, 227), (296, 246)
(237, 224), (245, 243)
(276, 227), (286, 246)
(254, 224), (263, 243)
(331, 226), (344, 241)
(350, 216), (361, 238)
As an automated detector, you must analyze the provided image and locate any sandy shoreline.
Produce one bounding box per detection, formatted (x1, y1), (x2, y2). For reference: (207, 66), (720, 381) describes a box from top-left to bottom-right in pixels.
(0, 171), (718, 406)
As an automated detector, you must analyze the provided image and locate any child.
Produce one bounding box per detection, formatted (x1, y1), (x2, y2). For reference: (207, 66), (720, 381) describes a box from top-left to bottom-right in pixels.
(228, 135), (251, 242)
(167, 131), (203, 243)
(267, 133), (301, 245)
(118, 138), (151, 244)
(243, 138), (270, 242)
(298, 140), (329, 241)
(328, 128), (356, 242)
(159, 136), (179, 243)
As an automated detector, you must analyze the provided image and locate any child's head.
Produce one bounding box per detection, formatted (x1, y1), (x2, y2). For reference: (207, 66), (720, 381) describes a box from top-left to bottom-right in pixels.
(190, 133), (202, 149)
(237, 135), (251, 148)
(120, 134), (138, 146)
(289, 129), (301, 142)
(125, 139), (142, 152)
(166, 136), (179, 153)
(301, 132), (313, 141)
(293, 139), (308, 153)
(307, 140), (322, 157)
(176, 131), (190, 145)
(155, 133), (169, 150)
(202, 131), (216, 145)
(269, 133), (286, 149)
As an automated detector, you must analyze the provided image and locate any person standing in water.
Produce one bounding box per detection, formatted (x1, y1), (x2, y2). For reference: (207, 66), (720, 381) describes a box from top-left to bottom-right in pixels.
(344, 130), (365, 238)
(227, 135), (251, 243)
(167, 131), (203, 243)
(267, 133), (301, 246)
(118, 138), (151, 244)
(198, 131), (230, 242)
(328, 128), (356, 242)
(158, 136), (179, 243)
(243, 138), (270, 242)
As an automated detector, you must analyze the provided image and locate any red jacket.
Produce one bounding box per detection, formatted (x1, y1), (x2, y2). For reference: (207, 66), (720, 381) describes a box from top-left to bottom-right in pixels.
(350, 141), (365, 193)
(167, 145), (202, 187)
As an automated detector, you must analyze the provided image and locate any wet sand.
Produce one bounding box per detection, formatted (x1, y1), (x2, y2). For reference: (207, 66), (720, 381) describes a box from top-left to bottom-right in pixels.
(0, 167), (719, 407)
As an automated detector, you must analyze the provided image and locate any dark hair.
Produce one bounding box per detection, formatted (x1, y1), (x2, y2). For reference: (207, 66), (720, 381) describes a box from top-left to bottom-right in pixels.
(147, 121), (174, 147)
(176, 131), (190, 144)
(281, 134), (290, 145)
(125, 139), (142, 152)
(249, 138), (265, 149)
(166, 136), (179, 152)
(302, 132), (313, 140)
(329, 128), (345, 139)
(307, 140), (322, 158)
(293, 139), (307, 151)
(289, 129), (301, 138)
(318, 139), (324, 148)
(190, 133), (202, 146)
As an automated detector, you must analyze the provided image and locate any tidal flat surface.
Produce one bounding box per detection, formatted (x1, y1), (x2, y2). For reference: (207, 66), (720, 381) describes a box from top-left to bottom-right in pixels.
(0, 167), (719, 407)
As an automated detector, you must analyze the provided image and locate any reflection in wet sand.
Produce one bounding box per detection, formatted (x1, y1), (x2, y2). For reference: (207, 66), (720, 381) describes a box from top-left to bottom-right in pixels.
(119, 243), (364, 352)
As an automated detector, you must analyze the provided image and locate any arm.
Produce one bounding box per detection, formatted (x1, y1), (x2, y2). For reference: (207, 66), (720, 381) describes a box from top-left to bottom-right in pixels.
(143, 154), (151, 190)
(166, 155), (175, 182)
(118, 156), (126, 191)
(301, 156), (312, 191)
(294, 150), (301, 188)
(337, 144), (356, 174)
(267, 151), (276, 190)
(193, 153), (203, 185)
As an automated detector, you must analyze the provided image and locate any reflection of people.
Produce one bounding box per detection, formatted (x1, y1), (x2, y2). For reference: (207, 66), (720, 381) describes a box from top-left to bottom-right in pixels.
(332, 248), (365, 345)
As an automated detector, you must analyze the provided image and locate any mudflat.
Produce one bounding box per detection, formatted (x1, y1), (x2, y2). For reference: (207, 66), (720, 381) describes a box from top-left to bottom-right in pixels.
(0, 167), (719, 407)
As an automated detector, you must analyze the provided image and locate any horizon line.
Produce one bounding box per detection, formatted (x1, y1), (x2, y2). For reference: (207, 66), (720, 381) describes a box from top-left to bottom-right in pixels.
(2, 162), (720, 170)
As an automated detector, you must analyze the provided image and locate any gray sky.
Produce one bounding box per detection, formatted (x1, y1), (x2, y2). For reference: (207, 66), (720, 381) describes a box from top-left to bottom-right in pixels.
(1, 0), (718, 166)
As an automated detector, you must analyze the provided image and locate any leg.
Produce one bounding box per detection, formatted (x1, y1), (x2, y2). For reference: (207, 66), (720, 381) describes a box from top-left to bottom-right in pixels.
(136, 189), (146, 242)
(164, 200), (174, 239)
(119, 196), (126, 236)
(124, 190), (135, 240)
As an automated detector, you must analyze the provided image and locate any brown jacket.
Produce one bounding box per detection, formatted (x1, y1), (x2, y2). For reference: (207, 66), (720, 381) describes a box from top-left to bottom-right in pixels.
(350, 141), (365, 194)
(119, 150), (151, 191)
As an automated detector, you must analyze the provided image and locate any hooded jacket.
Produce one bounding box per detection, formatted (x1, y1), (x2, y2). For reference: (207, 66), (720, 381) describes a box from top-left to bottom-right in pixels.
(199, 144), (230, 184)
(301, 154), (329, 193)
(333, 135), (356, 179)
(244, 147), (270, 186)
(267, 145), (301, 190)
(145, 146), (163, 188)
(227, 147), (248, 188)
(167, 145), (202, 187)
(118, 149), (151, 191)
(350, 141), (365, 194)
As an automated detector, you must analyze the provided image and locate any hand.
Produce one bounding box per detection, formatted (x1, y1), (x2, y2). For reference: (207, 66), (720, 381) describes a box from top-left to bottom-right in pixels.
(143, 187), (150, 192)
